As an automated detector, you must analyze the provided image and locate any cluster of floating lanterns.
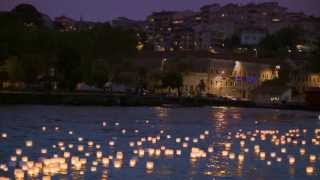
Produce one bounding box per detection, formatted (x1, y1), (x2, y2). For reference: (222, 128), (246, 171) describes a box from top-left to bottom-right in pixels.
(1, 117), (320, 179)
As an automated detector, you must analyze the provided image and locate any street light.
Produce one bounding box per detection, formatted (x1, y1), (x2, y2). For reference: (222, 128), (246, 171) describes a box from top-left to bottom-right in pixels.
(161, 58), (168, 71)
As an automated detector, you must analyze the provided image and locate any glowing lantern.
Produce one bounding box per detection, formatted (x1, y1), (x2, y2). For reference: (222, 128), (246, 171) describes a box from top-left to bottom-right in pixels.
(129, 159), (137, 167)
(96, 151), (103, 159)
(222, 150), (229, 157)
(309, 155), (316, 162)
(259, 152), (266, 160)
(146, 161), (154, 171)
(102, 157), (110, 166)
(14, 169), (24, 179)
(229, 153), (235, 160)
(288, 156), (295, 165)
(238, 154), (244, 162)
(116, 152), (123, 160)
(109, 141), (115, 147)
(113, 160), (122, 169)
(25, 140), (33, 147)
(306, 166), (314, 175)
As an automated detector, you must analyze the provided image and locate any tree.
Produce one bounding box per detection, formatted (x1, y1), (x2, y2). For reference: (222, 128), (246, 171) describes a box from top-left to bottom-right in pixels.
(11, 4), (44, 28)
(259, 26), (305, 58)
(308, 37), (320, 73)
(162, 72), (183, 96)
(6, 56), (25, 81)
(56, 47), (81, 89)
(197, 79), (206, 96)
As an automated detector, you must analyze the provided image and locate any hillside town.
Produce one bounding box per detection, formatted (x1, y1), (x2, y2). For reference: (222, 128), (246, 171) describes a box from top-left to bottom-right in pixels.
(0, 2), (320, 106)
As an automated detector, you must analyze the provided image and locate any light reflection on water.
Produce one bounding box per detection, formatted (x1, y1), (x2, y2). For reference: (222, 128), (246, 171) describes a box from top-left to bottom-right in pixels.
(0, 105), (319, 179)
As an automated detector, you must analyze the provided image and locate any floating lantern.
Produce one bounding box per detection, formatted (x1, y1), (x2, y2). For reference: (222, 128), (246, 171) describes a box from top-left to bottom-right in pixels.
(164, 149), (174, 157)
(306, 166), (314, 175)
(204, 130), (209, 135)
(288, 156), (295, 165)
(309, 155), (316, 162)
(102, 122), (107, 127)
(98, 157), (107, 167)
(10, 156), (17, 162)
(176, 149), (182, 156)
(148, 148), (155, 156)
(68, 131), (73, 135)
(78, 137), (83, 142)
(129, 159), (137, 167)
(96, 144), (101, 149)
(176, 138), (181, 143)
(138, 149), (145, 157)
(267, 161), (272, 166)
(208, 146), (214, 153)
(229, 153), (235, 160)
(240, 141), (245, 147)
(109, 141), (115, 147)
(116, 152), (123, 160)
(88, 141), (94, 147)
(276, 157), (282, 162)
(259, 152), (266, 160)
(193, 138), (198, 143)
(182, 142), (188, 148)
(42, 176), (51, 180)
(14, 169), (24, 179)
(270, 152), (276, 158)
(92, 161), (98, 166)
(200, 134), (205, 140)
(21, 156), (28, 162)
(25, 140), (33, 147)
(155, 149), (161, 156)
(281, 148), (287, 153)
(1, 133), (7, 138)
(77, 145), (84, 152)
(96, 151), (103, 159)
(238, 154), (244, 162)
(63, 152), (70, 158)
(113, 160), (122, 169)
(222, 150), (229, 157)
(42, 126), (46, 131)
(90, 166), (97, 172)
(300, 148), (306, 155)
(146, 161), (154, 171)
(129, 142), (135, 147)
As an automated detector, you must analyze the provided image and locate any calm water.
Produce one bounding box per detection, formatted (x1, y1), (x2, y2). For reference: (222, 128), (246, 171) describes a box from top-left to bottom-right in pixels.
(0, 106), (320, 179)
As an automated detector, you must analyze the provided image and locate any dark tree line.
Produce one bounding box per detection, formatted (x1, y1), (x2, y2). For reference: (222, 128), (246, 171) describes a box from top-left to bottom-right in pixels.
(0, 4), (139, 90)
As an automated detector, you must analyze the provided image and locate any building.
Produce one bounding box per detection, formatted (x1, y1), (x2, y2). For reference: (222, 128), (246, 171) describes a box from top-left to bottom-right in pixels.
(177, 56), (280, 100)
(54, 16), (77, 32)
(240, 28), (267, 46)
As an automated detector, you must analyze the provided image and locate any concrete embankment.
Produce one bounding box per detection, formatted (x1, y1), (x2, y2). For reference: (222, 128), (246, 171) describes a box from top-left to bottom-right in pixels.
(0, 92), (318, 111)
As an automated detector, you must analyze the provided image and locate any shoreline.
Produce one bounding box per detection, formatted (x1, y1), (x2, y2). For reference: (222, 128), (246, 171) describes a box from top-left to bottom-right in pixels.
(0, 91), (319, 111)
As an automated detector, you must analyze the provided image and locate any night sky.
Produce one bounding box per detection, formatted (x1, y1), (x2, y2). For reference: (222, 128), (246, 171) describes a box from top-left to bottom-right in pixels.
(0, 0), (319, 21)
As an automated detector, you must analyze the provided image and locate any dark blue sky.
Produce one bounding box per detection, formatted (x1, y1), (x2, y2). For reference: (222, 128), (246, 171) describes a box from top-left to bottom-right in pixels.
(1, 0), (319, 21)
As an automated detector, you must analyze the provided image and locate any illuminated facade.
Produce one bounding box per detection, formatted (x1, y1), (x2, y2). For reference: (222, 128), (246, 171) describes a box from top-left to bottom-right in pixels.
(182, 58), (279, 100)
